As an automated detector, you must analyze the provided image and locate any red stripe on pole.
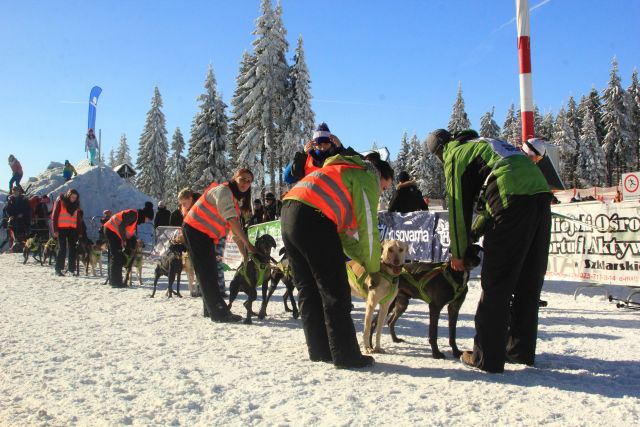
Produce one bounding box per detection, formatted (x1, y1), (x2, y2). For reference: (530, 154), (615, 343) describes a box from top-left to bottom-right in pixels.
(521, 110), (534, 142)
(518, 36), (531, 74)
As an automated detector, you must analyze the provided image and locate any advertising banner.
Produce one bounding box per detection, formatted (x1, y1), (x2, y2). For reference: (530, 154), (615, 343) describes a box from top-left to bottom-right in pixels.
(547, 201), (640, 285)
(222, 211), (451, 268)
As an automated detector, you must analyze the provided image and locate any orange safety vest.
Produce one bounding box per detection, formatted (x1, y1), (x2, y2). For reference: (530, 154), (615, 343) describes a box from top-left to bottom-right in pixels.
(104, 209), (138, 242)
(57, 199), (78, 229)
(183, 182), (240, 243)
(303, 154), (320, 176)
(285, 164), (361, 232)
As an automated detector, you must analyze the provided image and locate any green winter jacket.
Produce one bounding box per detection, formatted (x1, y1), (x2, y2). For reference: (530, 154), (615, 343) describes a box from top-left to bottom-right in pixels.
(443, 138), (550, 259)
(289, 154), (382, 273)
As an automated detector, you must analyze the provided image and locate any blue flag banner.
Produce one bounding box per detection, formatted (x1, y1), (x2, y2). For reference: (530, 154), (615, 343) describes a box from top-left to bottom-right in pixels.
(87, 86), (102, 131)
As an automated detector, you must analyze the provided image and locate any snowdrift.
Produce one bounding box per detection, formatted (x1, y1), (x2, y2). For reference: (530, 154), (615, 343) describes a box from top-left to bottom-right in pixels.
(25, 160), (156, 239)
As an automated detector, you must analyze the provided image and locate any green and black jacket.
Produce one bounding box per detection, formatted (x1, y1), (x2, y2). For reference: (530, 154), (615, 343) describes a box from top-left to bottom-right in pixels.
(443, 138), (550, 259)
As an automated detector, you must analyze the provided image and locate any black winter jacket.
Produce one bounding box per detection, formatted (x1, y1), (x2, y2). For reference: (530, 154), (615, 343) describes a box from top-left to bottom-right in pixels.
(388, 181), (429, 214)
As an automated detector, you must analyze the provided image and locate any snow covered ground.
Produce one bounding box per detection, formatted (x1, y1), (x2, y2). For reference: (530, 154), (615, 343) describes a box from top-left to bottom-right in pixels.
(1, 253), (638, 426)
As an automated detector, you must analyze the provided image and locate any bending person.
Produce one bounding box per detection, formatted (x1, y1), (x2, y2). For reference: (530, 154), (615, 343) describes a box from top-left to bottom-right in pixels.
(281, 152), (393, 369)
(103, 204), (154, 287)
(182, 168), (257, 323)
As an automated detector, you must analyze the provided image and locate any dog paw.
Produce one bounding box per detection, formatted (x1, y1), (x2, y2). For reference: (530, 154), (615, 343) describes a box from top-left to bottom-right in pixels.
(243, 318), (252, 325)
(432, 351), (446, 360)
(451, 349), (462, 359)
(392, 337), (405, 343)
(292, 311), (299, 319)
(257, 312), (266, 320)
(372, 347), (386, 354)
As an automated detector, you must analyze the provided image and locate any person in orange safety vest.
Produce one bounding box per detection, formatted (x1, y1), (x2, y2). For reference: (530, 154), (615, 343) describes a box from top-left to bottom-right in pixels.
(182, 168), (257, 323)
(51, 189), (80, 276)
(104, 204), (154, 288)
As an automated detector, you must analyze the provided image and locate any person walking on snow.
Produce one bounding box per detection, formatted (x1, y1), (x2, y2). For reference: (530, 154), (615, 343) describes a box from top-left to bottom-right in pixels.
(182, 168), (257, 323)
(426, 129), (551, 373)
(103, 204), (154, 288)
(85, 129), (99, 166)
(8, 155), (23, 192)
(63, 161), (77, 181)
(52, 189), (81, 276)
(281, 152), (394, 369)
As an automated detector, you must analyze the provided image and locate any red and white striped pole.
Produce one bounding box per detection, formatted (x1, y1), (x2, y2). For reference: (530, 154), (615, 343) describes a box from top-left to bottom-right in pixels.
(516, 0), (534, 144)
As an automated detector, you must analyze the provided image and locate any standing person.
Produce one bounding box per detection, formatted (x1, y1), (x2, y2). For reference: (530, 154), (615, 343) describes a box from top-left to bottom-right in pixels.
(248, 199), (265, 226)
(85, 129), (99, 166)
(34, 194), (51, 239)
(8, 155), (23, 192)
(153, 201), (171, 228)
(426, 129), (552, 373)
(63, 161), (77, 181)
(283, 122), (359, 184)
(98, 210), (111, 241)
(169, 188), (201, 226)
(388, 171), (429, 214)
(262, 193), (279, 221)
(103, 205), (154, 288)
(182, 168), (257, 323)
(281, 152), (394, 368)
(51, 189), (80, 276)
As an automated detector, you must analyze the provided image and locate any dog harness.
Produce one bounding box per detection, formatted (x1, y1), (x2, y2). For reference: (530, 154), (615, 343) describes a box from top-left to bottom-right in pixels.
(277, 261), (292, 281)
(238, 254), (271, 287)
(400, 266), (468, 305)
(346, 263), (399, 305)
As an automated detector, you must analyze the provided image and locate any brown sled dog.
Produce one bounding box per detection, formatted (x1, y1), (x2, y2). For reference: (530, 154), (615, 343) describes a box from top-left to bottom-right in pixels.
(347, 240), (408, 354)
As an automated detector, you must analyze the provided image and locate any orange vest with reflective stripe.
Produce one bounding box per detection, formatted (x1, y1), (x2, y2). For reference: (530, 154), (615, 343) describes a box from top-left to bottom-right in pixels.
(104, 210), (138, 242)
(57, 200), (78, 229)
(183, 182), (240, 243)
(304, 154), (320, 176)
(285, 164), (361, 232)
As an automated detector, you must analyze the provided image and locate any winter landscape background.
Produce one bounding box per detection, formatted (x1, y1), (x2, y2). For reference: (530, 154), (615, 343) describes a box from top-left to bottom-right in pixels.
(2, 1), (640, 425)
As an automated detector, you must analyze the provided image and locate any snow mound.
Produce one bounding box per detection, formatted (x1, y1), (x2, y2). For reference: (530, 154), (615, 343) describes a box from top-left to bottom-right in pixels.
(47, 161), (64, 170)
(25, 160), (156, 240)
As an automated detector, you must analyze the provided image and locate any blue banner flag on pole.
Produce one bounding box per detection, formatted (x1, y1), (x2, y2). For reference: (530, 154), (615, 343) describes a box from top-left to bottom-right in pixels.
(87, 86), (102, 131)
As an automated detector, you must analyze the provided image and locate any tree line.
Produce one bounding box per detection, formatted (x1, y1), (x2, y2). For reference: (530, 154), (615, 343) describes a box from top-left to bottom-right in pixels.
(396, 57), (640, 199)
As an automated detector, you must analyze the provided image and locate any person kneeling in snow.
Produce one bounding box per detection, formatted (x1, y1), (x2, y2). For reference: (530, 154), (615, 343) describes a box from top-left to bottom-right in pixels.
(103, 204), (154, 288)
(63, 161), (77, 182)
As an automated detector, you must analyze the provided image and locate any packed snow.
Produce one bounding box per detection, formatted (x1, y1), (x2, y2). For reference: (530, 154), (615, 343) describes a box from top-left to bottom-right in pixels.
(1, 253), (638, 426)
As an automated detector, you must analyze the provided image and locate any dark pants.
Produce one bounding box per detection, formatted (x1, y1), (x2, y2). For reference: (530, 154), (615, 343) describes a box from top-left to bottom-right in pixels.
(9, 173), (22, 191)
(216, 237), (227, 292)
(182, 223), (230, 320)
(56, 228), (78, 273)
(106, 229), (124, 286)
(473, 193), (551, 373)
(281, 200), (362, 363)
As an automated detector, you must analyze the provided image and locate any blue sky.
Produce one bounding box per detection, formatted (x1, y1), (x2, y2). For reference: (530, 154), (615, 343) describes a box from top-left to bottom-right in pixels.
(1, 0), (639, 189)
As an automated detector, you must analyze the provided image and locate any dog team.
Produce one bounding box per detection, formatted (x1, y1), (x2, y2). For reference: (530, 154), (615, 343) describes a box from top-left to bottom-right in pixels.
(7, 122), (553, 373)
